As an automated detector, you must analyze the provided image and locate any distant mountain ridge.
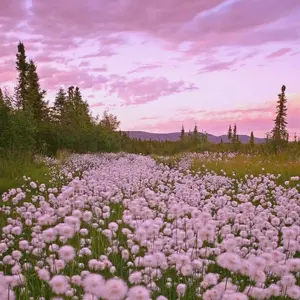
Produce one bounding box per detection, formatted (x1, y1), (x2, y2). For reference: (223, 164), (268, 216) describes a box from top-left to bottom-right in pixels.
(125, 131), (265, 144)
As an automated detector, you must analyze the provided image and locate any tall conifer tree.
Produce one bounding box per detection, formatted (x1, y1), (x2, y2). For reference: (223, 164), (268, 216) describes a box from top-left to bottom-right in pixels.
(233, 124), (237, 143)
(250, 131), (255, 147)
(228, 125), (232, 141)
(26, 59), (48, 122)
(272, 85), (288, 143)
(180, 125), (185, 141)
(15, 42), (28, 110)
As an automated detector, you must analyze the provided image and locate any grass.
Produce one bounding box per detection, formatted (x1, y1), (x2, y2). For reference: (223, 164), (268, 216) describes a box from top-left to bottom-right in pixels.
(190, 152), (300, 185)
(0, 152), (50, 195)
(0, 149), (72, 195)
(151, 153), (184, 168)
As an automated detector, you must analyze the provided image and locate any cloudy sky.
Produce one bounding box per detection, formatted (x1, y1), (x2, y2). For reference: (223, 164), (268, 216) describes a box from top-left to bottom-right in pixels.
(1, 0), (300, 137)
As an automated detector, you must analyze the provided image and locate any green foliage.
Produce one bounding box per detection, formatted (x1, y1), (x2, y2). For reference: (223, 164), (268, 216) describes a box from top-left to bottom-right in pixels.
(0, 152), (49, 194)
(99, 109), (121, 131)
(0, 108), (36, 153)
(26, 59), (48, 123)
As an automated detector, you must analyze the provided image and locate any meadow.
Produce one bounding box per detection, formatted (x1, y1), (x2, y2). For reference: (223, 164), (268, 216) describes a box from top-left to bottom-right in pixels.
(0, 152), (300, 300)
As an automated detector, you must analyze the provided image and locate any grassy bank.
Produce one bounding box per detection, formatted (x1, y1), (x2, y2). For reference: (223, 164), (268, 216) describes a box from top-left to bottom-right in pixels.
(191, 152), (300, 185)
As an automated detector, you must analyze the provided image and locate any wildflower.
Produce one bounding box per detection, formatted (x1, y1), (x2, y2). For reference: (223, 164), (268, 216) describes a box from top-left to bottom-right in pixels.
(102, 278), (128, 300)
(58, 245), (76, 262)
(49, 275), (70, 295)
(82, 274), (105, 297)
(127, 285), (151, 300)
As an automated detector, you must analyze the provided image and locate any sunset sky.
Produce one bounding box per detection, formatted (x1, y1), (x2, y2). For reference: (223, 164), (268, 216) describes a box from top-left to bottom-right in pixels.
(1, 0), (300, 137)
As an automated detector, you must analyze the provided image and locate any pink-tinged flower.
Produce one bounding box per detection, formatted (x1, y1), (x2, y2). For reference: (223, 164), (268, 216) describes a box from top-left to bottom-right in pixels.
(82, 274), (105, 297)
(38, 269), (50, 281)
(286, 285), (300, 299)
(49, 275), (70, 295)
(127, 285), (151, 300)
(129, 271), (143, 284)
(58, 245), (76, 262)
(102, 278), (128, 300)
(176, 283), (186, 297)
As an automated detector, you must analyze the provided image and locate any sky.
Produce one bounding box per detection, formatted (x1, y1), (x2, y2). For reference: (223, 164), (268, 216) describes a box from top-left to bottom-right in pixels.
(0, 0), (300, 137)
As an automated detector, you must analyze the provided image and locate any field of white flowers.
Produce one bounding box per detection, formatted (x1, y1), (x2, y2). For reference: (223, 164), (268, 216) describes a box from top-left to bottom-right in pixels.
(1, 153), (300, 300)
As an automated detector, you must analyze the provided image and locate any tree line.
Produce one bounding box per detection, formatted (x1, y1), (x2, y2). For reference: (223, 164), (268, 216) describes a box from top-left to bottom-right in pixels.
(0, 42), (299, 159)
(0, 42), (131, 156)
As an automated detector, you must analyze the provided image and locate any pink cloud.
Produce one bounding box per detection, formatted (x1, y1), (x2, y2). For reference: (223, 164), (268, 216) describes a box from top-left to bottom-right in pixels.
(0, 0), (27, 32)
(90, 101), (105, 108)
(193, 0), (299, 35)
(106, 76), (198, 105)
(0, 70), (16, 84)
(140, 116), (159, 121)
(29, 0), (225, 41)
(1, 0), (299, 68)
(79, 48), (117, 58)
(2, 0), (298, 76)
(198, 60), (236, 73)
(0, 44), (19, 60)
(79, 61), (90, 67)
(290, 51), (300, 56)
(29, 0), (299, 52)
(185, 23), (300, 56)
(266, 48), (292, 59)
(0, 59), (16, 83)
(33, 53), (56, 64)
(128, 64), (162, 74)
(38, 66), (108, 90)
(91, 66), (108, 72)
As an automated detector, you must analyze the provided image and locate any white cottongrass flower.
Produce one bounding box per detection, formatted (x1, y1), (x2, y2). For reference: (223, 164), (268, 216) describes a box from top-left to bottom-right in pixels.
(49, 275), (70, 295)
(82, 274), (105, 297)
(102, 278), (128, 300)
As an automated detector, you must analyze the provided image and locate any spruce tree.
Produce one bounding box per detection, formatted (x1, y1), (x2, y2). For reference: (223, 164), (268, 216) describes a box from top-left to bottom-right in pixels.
(26, 59), (48, 123)
(193, 124), (198, 136)
(67, 86), (74, 103)
(63, 86), (75, 126)
(192, 125), (199, 146)
(54, 87), (66, 121)
(180, 125), (185, 141)
(15, 42), (28, 110)
(73, 86), (90, 125)
(2, 88), (13, 108)
(272, 85), (288, 144)
(233, 124), (237, 143)
(265, 132), (270, 144)
(249, 131), (255, 147)
(227, 125), (232, 141)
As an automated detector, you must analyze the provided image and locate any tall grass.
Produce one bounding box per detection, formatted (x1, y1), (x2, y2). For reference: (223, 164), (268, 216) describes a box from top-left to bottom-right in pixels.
(191, 152), (300, 185)
(0, 151), (50, 194)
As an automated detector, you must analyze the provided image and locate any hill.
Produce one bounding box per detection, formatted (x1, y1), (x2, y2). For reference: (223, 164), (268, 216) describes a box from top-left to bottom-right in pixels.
(125, 131), (265, 144)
